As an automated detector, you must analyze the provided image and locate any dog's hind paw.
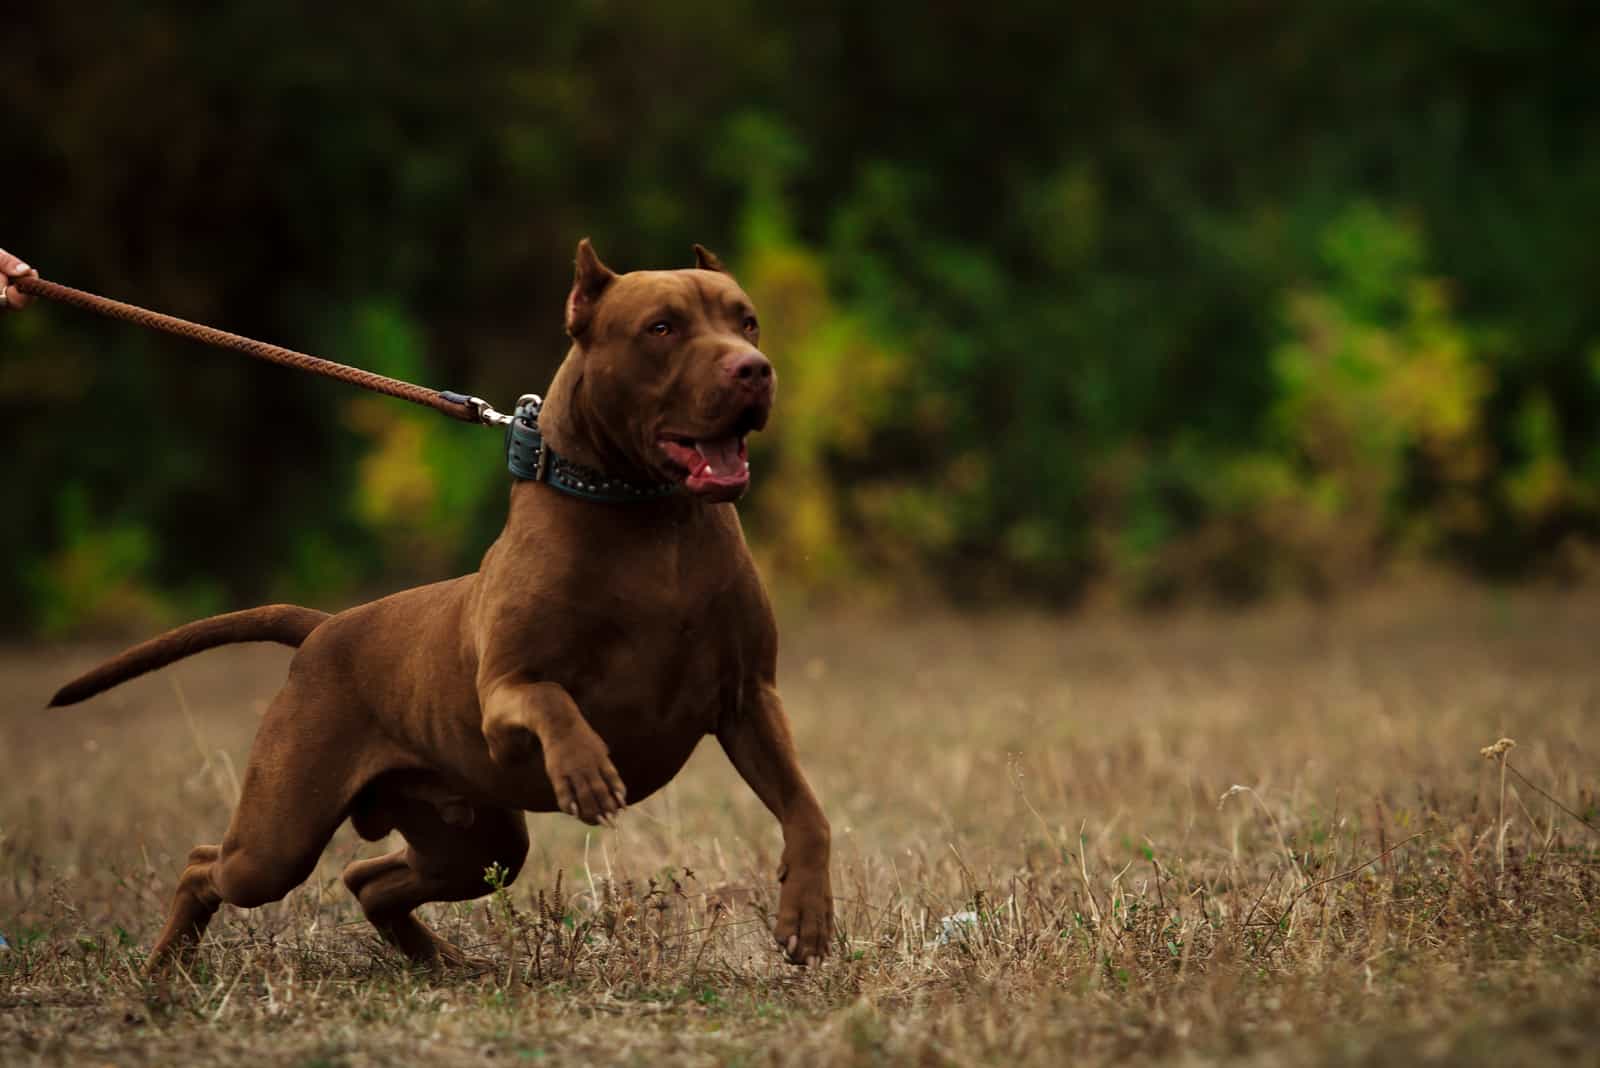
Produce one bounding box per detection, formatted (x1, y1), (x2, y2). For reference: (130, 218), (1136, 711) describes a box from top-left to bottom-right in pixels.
(392, 933), (490, 974)
(428, 937), (494, 974)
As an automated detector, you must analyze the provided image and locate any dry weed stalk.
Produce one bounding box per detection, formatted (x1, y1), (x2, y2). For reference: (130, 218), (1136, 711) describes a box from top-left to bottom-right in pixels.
(1481, 737), (1517, 877)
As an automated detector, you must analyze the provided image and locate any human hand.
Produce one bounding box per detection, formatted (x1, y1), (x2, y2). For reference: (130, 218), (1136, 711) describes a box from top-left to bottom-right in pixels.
(0, 248), (38, 310)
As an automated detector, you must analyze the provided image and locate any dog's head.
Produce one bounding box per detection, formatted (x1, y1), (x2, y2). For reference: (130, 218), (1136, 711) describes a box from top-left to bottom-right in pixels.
(558, 238), (773, 503)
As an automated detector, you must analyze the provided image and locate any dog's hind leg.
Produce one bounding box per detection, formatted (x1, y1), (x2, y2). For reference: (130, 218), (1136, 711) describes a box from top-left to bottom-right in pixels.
(342, 796), (529, 966)
(148, 844), (223, 961)
(146, 679), (374, 972)
(147, 807), (347, 972)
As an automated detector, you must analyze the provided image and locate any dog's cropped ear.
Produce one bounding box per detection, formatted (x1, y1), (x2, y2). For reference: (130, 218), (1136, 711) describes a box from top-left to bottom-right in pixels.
(692, 244), (729, 274)
(566, 238), (618, 337)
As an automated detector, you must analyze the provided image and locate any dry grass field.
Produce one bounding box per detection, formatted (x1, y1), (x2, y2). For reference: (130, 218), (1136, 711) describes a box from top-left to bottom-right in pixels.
(3, 589), (1598, 1066)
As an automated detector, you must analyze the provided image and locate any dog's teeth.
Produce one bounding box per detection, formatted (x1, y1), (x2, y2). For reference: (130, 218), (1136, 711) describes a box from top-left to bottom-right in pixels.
(744, 461), (750, 472)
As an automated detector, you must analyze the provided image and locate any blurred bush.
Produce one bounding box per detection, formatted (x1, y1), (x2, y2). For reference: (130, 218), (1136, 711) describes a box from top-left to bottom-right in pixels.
(2, 1), (1597, 631)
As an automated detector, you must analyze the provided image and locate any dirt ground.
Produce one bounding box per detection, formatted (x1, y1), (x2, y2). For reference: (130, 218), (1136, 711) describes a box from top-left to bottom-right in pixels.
(3, 589), (1598, 1066)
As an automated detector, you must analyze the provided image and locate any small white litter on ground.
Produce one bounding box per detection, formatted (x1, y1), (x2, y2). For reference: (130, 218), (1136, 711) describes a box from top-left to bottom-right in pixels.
(928, 911), (979, 947)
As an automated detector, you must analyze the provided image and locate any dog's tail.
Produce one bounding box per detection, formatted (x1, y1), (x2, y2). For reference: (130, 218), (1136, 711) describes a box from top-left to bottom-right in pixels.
(48, 604), (330, 708)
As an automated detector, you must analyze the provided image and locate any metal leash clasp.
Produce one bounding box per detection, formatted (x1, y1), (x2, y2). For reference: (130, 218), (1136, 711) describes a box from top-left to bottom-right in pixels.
(439, 390), (514, 426)
(465, 396), (514, 427)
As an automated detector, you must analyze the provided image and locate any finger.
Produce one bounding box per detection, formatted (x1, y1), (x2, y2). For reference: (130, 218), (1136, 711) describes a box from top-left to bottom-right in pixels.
(2, 254), (38, 311)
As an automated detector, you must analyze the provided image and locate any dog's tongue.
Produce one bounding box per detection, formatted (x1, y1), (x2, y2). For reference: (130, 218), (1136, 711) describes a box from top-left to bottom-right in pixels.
(659, 433), (750, 500)
(695, 436), (744, 479)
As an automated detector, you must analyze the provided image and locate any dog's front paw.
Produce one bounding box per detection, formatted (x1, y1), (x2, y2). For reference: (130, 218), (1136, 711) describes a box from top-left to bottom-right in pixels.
(543, 728), (627, 825)
(774, 864), (833, 966)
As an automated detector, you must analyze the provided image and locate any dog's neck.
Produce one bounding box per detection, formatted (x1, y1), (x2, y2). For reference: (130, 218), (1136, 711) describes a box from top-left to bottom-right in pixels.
(505, 351), (698, 526)
(538, 349), (654, 484)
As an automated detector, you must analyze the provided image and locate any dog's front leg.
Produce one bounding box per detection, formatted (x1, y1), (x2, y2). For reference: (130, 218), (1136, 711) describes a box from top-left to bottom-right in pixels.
(480, 678), (626, 825)
(718, 682), (833, 965)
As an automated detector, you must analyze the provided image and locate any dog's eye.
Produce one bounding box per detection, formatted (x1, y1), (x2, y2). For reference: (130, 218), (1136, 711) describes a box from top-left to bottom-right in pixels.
(742, 316), (759, 334)
(646, 320), (672, 337)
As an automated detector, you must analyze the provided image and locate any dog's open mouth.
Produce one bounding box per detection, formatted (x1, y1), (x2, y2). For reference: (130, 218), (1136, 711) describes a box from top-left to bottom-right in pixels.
(658, 434), (750, 501)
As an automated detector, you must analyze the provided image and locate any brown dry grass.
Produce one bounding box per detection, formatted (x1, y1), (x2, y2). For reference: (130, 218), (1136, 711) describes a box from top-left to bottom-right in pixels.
(3, 589), (1599, 1066)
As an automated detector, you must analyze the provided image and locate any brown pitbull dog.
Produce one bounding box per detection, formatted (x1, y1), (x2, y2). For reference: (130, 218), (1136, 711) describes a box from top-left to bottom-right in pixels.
(48, 240), (834, 970)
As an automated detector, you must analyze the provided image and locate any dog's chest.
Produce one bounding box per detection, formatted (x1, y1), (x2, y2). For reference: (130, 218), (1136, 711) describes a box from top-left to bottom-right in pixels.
(541, 603), (747, 800)
(564, 601), (745, 732)
(480, 507), (767, 799)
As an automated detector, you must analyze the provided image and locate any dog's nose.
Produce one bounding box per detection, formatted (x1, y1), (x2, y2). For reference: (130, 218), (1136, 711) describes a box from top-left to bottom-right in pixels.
(726, 351), (774, 393)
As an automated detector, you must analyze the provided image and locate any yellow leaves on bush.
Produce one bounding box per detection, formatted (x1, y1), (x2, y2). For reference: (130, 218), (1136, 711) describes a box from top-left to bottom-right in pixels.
(347, 397), (438, 526)
(1172, 206), (1505, 593)
(25, 486), (172, 636)
(741, 243), (907, 586)
(344, 395), (501, 579)
(1255, 213), (1493, 575)
(1273, 281), (1490, 492)
(1504, 391), (1595, 524)
(330, 302), (505, 583)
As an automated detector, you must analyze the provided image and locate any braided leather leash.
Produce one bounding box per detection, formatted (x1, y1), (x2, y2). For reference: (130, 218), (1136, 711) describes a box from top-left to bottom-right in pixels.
(9, 274), (509, 425)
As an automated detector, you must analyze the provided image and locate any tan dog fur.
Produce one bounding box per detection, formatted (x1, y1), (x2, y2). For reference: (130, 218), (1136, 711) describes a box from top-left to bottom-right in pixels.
(50, 241), (834, 969)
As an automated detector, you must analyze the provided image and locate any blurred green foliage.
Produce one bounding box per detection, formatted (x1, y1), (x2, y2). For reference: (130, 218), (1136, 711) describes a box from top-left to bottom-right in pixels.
(3, 2), (1598, 632)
